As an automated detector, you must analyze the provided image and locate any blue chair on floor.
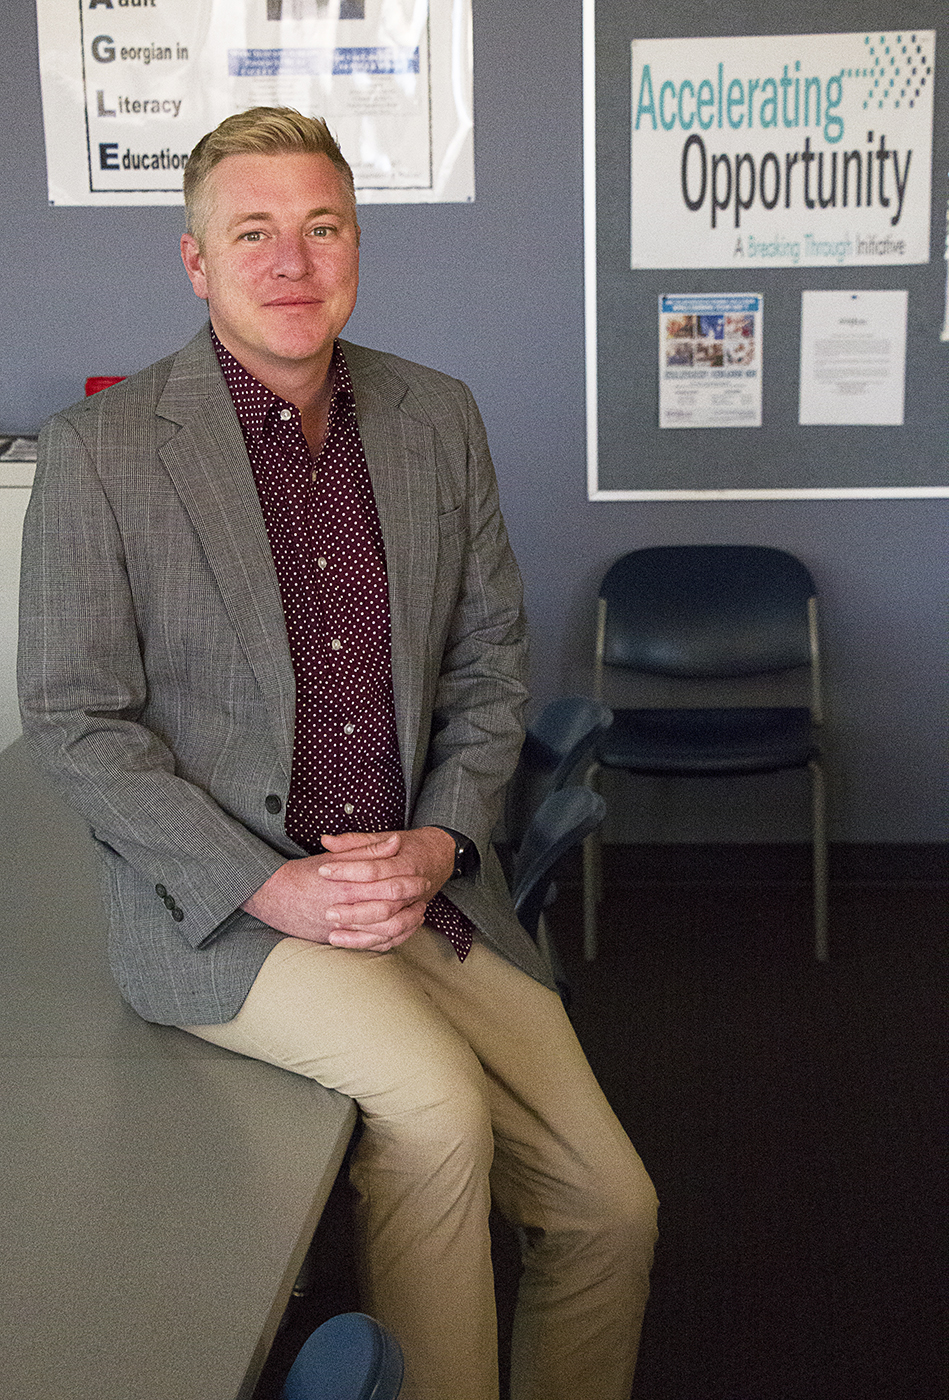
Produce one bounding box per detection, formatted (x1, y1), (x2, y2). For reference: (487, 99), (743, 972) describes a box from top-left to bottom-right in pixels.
(281, 1312), (404, 1400)
(585, 545), (827, 963)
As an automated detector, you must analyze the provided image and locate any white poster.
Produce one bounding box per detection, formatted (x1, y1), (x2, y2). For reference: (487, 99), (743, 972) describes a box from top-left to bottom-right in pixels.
(632, 31), (934, 269)
(659, 294), (762, 428)
(35, 0), (473, 205)
(799, 289), (908, 425)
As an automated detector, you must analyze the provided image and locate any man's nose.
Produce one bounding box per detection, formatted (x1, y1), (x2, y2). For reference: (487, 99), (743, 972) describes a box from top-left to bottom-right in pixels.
(272, 234), (310, 277)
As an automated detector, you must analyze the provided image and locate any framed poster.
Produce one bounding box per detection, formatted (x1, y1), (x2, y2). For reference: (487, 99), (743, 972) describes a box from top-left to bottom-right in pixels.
(630, 32), (933, 271)
(35, 0), (474, 205)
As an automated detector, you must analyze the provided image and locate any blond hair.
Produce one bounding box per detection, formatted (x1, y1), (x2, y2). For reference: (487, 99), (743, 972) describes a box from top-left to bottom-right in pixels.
(183, 107), (356, 243)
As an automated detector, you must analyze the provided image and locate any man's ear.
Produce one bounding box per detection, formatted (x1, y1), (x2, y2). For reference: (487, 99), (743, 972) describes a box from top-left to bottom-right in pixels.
(180, 233), (208, 300)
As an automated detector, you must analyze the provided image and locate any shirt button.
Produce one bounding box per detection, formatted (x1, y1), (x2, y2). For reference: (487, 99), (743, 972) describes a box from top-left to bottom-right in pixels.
(317, 557), (328, 570)
(331, 638), (343, 651)
(343, 723), (355, 735)
(343, 802), (355, 816)
(279, 408), (292, 421)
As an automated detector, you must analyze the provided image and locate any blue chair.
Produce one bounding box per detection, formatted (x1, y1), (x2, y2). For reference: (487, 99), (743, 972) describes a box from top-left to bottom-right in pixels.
(503, 696), (612, 857)
(585, 546), (827, 962)
(508, 784), (607, 1004)
(281, 1312), (404, 1400)
(510, 785), (607, 942)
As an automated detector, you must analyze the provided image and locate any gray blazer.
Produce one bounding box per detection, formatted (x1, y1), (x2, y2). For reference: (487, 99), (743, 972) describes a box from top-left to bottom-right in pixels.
(18, 326), (552, 1024)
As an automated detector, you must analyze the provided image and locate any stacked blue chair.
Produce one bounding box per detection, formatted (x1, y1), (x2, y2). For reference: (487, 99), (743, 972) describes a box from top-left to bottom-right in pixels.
(499, 698), (611, 995)
(503, 696), (612, 858)
(510, 785), (607, 942)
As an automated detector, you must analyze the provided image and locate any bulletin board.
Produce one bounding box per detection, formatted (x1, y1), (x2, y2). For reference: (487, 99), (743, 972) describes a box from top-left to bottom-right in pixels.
(584, 0), (949, 497)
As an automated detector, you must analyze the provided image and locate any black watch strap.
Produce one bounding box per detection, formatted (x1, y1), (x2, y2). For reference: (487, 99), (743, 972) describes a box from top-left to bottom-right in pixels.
(432, 826), (479, 879)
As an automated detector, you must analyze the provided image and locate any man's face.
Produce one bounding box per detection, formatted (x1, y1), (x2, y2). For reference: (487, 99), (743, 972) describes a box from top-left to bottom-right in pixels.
(180, 151), (360, 388)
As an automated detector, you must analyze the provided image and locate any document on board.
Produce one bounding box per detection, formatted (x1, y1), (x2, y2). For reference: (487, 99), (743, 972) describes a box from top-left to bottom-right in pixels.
(658, 294), (763, 429)
(799, 290), (908, 425)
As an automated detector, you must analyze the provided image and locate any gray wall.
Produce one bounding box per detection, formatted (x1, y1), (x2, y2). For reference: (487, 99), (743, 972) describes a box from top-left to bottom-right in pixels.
(2, 5), (946, 843)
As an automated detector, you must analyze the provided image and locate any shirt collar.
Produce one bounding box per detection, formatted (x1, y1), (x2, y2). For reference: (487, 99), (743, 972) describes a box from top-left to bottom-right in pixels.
(211, 327), (352, 444)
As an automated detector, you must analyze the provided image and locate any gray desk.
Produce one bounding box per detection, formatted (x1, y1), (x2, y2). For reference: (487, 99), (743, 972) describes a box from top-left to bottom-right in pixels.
(0, 739), (357, 1400)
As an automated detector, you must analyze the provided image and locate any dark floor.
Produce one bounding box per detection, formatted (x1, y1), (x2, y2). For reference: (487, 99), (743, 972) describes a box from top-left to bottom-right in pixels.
(255, 848), (949, 1400)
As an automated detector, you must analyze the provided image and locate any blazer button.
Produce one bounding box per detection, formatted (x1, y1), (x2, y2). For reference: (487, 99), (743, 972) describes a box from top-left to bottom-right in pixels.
(163, 895), (176, 910)
(265, 794), (283, 814)
(155, 884), (167, 899)
(172, 907), (184, 923)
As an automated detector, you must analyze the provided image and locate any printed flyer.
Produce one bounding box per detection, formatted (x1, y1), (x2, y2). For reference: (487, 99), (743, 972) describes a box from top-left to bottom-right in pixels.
(35, 0), (473, 204)
(632, 31), (934, 268)
(659, 294), (763, 428)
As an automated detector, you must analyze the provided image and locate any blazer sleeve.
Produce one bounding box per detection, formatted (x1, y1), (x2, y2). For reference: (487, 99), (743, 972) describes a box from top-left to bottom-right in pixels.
(17, 410), (287, 949)
(408, 380), (529, 857)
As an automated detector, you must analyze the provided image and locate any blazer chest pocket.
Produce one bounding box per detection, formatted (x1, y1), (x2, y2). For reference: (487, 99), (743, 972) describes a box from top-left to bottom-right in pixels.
(426, 504), (469, 644)
(437, 502), (467, 550)
(435, 503), (468, 579)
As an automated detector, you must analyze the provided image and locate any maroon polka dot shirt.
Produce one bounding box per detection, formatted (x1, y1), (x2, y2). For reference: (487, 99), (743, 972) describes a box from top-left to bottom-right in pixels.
(214, 332), (474, 958)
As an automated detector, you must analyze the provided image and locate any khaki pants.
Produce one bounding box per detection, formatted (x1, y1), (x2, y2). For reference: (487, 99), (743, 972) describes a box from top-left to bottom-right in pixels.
(186, 928), (657, 1400)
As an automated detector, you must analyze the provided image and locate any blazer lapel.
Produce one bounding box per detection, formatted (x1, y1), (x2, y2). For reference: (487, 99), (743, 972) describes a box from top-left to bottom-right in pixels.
(344, 344), (439, 804)
(154, 329), (297, 772)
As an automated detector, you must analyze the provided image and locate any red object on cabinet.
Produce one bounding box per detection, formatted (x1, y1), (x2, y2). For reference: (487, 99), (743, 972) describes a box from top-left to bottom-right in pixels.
(85, 377), (126, 396)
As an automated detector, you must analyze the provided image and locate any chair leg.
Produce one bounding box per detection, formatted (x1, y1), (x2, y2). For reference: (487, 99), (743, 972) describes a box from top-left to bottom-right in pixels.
(582, 829), (600, 961)
(537, 910), (572, 1007)
(535, 909), (553, 965)
(809, 758), (829, 962)
(581, 763), (602, 960)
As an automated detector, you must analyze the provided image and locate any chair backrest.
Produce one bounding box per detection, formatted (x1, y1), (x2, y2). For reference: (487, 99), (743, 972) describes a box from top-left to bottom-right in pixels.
(281, 1312), (404, 1400)
(510, 786), (606, 939)
(598, 546), (816, 680)
(505, 697), (613, 850)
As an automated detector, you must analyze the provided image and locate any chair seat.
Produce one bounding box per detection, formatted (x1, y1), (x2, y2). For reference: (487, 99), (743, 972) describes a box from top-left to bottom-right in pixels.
(598, 707), (818, 775)
(281, 1312), (404, 1400)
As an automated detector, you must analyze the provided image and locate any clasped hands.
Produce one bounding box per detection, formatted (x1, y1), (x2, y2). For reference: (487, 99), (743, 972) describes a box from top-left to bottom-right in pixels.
(243, 826), (457, 952)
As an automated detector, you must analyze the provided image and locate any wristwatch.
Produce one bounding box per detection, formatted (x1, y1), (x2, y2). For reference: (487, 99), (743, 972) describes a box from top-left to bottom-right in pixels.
(432, 826), (479, 880)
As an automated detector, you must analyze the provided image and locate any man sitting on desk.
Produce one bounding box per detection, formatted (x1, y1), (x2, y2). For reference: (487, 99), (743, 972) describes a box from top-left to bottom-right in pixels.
(18, 107), (656, 1400)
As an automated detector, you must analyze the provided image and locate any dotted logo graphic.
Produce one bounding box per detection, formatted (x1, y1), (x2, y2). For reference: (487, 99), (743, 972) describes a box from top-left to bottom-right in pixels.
(847, 32), (934, 111)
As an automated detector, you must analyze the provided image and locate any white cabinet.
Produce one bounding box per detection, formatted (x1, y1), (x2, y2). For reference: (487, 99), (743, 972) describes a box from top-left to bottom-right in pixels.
(1, 446), (36, 751)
